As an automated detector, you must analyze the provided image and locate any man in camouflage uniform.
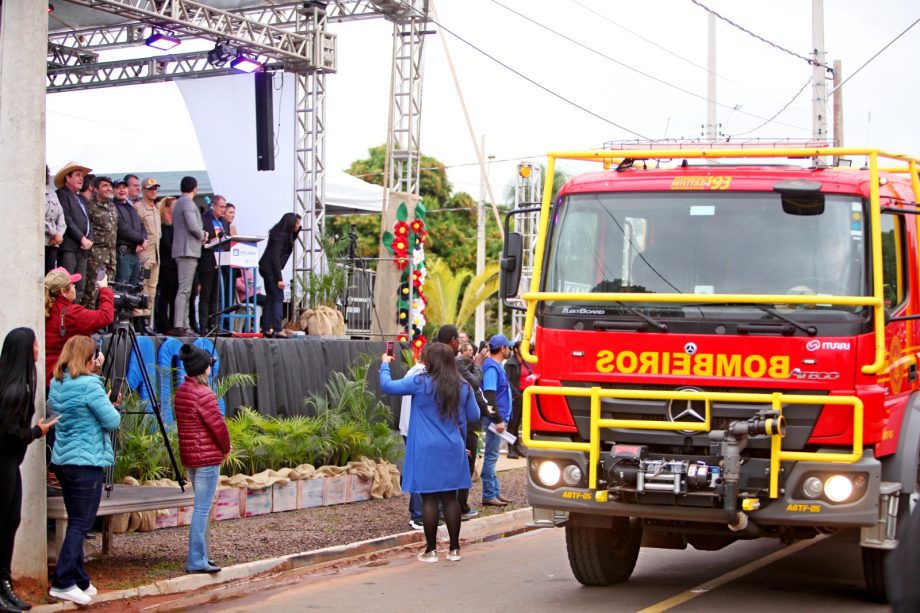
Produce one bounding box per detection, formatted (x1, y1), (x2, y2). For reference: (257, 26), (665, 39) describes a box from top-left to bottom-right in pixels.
(82, 176), (119, 308)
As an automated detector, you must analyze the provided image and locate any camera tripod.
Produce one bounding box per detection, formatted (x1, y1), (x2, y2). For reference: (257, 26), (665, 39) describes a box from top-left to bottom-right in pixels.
(102, 314), (186, 494)
(340, 224), (385, 336)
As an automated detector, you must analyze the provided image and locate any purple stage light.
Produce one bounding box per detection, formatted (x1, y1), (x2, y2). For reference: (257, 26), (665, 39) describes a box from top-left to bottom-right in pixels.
(230, 54), (262, 73)
(146, 31), (180, 51)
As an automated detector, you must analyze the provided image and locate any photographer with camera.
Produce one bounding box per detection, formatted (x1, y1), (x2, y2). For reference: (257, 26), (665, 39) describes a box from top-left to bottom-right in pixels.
(44, 268), (114, 389)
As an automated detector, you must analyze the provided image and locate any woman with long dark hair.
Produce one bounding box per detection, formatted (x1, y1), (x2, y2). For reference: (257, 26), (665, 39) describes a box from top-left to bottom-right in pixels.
(0, 328), (57, 611)
(258, 212), (301, 337)
(379, 342), (480, 563)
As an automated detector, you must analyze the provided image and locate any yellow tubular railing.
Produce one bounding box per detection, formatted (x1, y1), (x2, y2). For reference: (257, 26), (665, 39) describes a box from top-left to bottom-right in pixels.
(522, 386), (863, 499)
(518, 147), (920, 376)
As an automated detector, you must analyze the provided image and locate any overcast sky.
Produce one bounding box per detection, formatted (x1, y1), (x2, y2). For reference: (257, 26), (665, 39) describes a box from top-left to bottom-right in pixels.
(46, 0), (920, 200)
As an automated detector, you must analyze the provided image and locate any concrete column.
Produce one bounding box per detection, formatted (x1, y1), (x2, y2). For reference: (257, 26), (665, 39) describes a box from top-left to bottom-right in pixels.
(0, 0), (50, 584)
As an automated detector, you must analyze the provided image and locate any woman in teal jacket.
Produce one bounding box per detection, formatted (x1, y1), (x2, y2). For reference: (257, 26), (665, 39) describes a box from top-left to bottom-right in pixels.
(47, 335), (121, 607)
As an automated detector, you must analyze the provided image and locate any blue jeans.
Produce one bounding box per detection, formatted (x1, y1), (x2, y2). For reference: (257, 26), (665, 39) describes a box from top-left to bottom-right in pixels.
(481, 419), (502, 501)
(186, 465), (220, 571)
(116, 250), (141, 285)
(52, 465), (103, 590)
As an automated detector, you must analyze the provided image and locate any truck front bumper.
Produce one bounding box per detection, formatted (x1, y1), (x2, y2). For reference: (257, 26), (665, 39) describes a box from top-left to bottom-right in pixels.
(527, 448), (882, 528)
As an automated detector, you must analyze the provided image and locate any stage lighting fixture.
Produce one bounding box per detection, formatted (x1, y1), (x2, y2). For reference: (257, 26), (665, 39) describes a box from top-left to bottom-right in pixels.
(145, 30), (180, 51)
(230, 53), (262, 74)
(207, 42), (236, 67)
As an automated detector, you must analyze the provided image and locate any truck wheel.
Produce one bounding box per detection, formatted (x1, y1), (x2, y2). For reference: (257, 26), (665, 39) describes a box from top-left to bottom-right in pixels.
(565, 516), (642, 586)
(861, 547), (887, 603)
(862, 451), (920, 602)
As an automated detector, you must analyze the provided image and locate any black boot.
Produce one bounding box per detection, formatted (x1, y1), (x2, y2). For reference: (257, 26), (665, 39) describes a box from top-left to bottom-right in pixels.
(0, 578), (28, 611)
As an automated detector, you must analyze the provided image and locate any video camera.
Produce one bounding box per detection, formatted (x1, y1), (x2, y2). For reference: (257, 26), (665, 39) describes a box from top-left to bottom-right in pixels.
(110, 269), (150, 316)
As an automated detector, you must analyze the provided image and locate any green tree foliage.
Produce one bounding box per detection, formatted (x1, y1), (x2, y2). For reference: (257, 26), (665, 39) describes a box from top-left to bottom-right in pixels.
(501, 163), (570, 206)
(328, 146), (504, 274)
(346, 144), (451, 202)
(422, 257), (500, 331)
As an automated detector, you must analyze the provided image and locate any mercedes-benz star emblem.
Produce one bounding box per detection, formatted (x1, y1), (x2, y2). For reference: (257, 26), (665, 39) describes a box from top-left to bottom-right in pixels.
(666, 387), (707, 433)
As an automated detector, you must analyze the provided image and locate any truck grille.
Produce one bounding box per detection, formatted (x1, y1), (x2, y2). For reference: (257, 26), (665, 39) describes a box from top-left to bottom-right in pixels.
(560, 381), (827, 452)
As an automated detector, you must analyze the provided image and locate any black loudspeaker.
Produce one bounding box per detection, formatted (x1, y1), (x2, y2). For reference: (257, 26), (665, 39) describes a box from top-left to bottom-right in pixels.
(255, 72), (275, 171)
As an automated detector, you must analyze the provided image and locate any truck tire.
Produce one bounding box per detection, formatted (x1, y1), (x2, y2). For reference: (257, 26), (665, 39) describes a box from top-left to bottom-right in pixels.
(861, 547), (887, 603)
(565, 516), (642, 586)
(862, 450), (920, 602)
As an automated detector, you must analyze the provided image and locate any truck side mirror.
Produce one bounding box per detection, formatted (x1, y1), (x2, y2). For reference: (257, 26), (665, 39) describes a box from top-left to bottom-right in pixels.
(500, 231), (523, 300)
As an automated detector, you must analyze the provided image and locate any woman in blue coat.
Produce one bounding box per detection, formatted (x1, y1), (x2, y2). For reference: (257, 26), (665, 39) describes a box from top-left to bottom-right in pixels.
(380, 342), (480, 563)
(48, 335), (121, 607)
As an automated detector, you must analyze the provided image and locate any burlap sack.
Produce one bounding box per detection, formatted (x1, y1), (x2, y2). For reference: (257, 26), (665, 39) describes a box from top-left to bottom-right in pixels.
(300, 306), (346, 336)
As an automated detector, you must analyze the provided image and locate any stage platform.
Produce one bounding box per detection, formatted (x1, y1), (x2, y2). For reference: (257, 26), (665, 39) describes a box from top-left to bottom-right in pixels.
(112, 335), (405, 423)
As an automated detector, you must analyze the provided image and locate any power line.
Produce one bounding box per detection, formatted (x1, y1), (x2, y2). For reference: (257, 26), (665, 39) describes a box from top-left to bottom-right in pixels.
(726, 78), (811, 138)
(397, 0), (651, 140)
(566, 0), (810, 117)
(491, 0), (810, 133)
(829, 15), (920, 96)
(689, 0), (835, 74)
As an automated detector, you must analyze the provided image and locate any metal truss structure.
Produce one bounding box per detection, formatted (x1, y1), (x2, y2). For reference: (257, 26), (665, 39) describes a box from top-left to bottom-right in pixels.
(48, 0), (429, 318)
(385, 4), (428, 196)
(510, 162), (541, 341)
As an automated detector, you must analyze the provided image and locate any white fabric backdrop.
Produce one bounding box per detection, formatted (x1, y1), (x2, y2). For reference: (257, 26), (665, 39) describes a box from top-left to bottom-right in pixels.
(177, 73), (383, 286)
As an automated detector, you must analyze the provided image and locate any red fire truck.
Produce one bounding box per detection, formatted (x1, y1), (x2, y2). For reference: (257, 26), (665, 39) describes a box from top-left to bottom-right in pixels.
(499, 145), (920, 600)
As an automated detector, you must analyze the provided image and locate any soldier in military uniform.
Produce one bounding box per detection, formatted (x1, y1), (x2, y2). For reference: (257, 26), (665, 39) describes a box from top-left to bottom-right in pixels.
(82, 176), (119, 308)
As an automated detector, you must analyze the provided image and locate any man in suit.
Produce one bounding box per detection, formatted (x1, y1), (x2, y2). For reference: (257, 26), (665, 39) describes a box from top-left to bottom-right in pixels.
(54, 162), (94, 302)
(171, 176), (204, 336)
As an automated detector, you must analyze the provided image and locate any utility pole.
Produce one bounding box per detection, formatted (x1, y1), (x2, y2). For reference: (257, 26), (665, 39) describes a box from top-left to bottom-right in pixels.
(0, 0), (50, 584)
(833, 60), (844, 148)
(812, 0), (828, 142)
(475, 135), (486, 342)
(704, 12), (717, 140)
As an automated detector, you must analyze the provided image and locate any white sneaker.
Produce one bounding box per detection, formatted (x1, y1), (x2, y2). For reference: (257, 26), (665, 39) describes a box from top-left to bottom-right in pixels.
(84, 583), (97, 597)
(417, 550), (438, 563)
(409, 519), (424, 530)
(49, 585), (92, 606)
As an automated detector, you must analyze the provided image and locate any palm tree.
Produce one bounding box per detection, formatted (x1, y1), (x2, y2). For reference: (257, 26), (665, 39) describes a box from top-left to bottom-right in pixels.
(422, 258), (472, 327)
(422, 256), (500, 331)
(457, 263), (499, 330)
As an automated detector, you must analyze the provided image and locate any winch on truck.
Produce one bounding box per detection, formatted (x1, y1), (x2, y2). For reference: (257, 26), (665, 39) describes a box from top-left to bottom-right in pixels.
(499, 144), (920, 601)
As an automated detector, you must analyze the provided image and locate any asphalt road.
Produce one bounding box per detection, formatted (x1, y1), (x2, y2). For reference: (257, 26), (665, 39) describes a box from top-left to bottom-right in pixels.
(196, 527), (888, 612)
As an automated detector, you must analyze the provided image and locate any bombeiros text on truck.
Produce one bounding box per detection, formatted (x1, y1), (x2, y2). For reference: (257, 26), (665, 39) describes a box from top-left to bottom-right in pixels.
(499, 143), (920, 601)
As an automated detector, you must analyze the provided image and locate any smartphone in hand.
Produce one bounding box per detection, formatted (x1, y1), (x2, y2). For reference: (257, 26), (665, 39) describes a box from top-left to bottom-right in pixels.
(96, 266), (106, 282)
(385, 341), (395, 357)
(478, 340), (488, 353)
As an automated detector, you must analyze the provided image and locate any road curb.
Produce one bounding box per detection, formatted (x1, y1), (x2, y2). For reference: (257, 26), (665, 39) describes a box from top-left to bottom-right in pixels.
(33, 507), (534, 611)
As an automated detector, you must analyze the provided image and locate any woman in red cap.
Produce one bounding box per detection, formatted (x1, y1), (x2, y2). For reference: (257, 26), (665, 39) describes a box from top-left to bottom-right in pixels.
(43, 268), (114, 388)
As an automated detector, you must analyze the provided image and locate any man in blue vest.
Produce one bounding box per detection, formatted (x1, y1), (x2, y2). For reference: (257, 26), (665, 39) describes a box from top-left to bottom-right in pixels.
(481, 334), (513, 506)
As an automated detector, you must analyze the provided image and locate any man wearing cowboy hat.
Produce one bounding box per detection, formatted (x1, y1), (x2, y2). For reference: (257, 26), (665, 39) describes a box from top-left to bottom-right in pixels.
(55, 161), (94, 302)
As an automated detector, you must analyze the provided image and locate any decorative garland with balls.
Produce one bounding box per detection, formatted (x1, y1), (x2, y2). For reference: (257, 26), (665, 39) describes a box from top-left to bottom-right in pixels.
(382, 201), (428, 358)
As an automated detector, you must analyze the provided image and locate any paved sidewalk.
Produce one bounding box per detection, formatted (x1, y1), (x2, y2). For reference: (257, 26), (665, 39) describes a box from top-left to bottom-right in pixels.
(34, 455), (533, 611)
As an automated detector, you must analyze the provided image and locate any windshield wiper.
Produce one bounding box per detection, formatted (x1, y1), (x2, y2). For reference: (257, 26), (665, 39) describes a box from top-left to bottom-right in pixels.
(754, 305), (817, 336)
(612, 301), (669, 332)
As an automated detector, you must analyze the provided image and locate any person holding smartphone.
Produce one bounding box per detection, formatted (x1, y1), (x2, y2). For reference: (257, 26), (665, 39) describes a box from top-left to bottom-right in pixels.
(47, 336), (120, 606)
(379, 343), (480, 563)
(0, 328), (58, 611)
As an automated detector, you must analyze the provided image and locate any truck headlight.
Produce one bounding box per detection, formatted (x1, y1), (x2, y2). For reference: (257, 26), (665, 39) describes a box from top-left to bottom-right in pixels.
(802, 476), (823, 499)
(562, 464), (583, 486)
(537, 461), (562, 487)
(824, 475), (854, 503)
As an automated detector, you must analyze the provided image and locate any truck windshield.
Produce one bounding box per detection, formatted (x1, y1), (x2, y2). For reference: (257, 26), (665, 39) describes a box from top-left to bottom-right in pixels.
(544, 192), (866, 309)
